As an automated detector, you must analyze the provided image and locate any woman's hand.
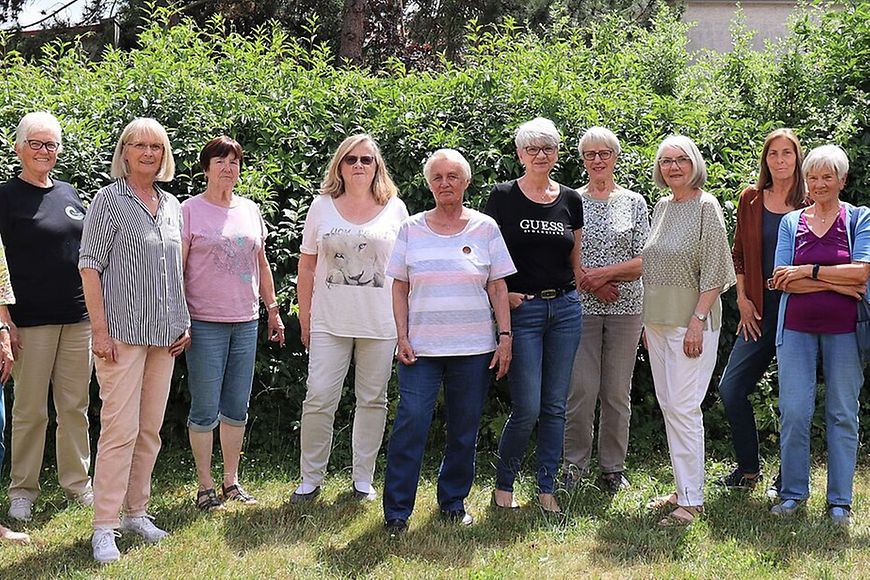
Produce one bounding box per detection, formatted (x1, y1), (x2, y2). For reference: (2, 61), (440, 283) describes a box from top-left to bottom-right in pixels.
(508, 292), (526, 310)
(268, 308), (285, 347)
(168, 329), (191, 357)
(0, 330), (13, 383)
(92, 329), (118, 362)
(8, 321), (21, 360)
(300, 315), (311, 350)
(736, 295), (762, 341)
(831, 283), (867, 300)
(578, 267), (611, 292)
(397, 337), (416, 366)
(592, 282), (620, 303)
(771, 264), (812, 290)
(489, 336), (512, 379)
(683, 318), (704, 358)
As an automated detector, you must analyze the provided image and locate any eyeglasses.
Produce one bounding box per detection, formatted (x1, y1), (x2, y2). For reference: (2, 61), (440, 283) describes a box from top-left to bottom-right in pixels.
(582, 150), (614, 161)
(343, 155), (375, 166)
(127, 142), (164, 152)
(524, 145), (557, 157)
(25, 139), (59, 152)
(658, 156), (692, 168)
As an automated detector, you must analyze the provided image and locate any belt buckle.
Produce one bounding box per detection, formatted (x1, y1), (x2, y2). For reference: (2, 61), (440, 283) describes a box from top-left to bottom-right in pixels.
(539, 289), (558, 300)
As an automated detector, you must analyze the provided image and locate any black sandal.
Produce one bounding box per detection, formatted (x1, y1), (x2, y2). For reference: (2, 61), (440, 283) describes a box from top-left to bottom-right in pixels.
(222, 483), (258, 505)
(196, 488), (225, 512)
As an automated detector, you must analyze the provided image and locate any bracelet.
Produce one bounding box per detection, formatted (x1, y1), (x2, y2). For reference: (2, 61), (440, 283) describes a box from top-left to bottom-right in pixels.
(266, 302), (279, 310)
(498, 330), (513, 339)
(0, 323), (9, 333)
(812, 264), (820, 279)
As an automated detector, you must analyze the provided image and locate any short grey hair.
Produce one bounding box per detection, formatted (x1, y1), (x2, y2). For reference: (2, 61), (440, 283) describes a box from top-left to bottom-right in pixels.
(110, 118), (175, 181)
(15, 112), (63, 152)
(515, 117), (561, 150)
(803, 144), (849, 180)
(578, 126), (621, 156)
(423, 148), (472, 183)
(652, 135), (707, 189)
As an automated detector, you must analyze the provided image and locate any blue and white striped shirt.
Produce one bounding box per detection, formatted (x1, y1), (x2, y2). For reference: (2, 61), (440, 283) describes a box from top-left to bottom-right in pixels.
(79, 179), (190, 347)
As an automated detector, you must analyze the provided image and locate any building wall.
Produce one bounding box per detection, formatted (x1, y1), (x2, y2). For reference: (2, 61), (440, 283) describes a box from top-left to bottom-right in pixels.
(683, 0), (798, 52)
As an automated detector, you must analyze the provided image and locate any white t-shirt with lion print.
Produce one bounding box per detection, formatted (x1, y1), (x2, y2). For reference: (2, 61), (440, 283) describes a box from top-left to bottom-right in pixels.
(301, 194), (409, 339)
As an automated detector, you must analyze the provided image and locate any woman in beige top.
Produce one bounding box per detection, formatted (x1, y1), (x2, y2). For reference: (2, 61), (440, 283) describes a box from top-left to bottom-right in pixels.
(641, 135), (735, 526)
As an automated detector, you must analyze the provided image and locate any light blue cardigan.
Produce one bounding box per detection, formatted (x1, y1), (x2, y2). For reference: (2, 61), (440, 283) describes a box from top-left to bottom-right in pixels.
(774, 203), (870, 346)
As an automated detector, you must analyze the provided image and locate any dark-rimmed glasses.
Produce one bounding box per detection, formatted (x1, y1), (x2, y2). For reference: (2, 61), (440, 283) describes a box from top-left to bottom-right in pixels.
(25, 139), (59, 152)
(524, 145), (557, 157)
(582, 150), (614, 161)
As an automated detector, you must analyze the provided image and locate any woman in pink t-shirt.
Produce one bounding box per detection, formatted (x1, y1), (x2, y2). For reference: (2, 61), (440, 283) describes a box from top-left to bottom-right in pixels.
(181, 136), (284, 512)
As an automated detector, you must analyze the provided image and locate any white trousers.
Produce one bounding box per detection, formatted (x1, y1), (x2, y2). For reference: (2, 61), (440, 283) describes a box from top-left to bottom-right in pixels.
(299, 332), (396, 485)
(645, 324), (720, 506)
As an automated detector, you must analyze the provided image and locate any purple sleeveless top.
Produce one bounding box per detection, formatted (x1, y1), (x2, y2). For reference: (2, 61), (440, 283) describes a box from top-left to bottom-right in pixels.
(784, 207), (856, 334)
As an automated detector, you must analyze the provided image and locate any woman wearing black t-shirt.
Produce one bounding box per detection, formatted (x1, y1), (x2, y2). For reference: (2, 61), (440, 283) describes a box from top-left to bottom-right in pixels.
(485, 117), (583, 513)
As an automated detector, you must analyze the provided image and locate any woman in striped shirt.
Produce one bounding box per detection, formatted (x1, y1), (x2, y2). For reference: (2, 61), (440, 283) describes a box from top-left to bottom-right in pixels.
(80, 118), (191, 563)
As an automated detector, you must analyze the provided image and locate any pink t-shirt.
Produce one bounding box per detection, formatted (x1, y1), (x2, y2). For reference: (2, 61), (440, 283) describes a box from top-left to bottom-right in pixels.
(182, 194), (266, 322)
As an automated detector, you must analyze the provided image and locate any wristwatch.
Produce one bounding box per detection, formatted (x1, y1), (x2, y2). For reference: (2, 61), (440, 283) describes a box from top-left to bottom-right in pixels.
(0, 323), (9, 333)
(812, 264), (821, 279)
(498, 330), (513, 339)
(693, 312), (708, 322)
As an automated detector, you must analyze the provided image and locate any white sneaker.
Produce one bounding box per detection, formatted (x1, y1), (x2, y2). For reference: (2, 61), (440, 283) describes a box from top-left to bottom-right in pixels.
(92, 528), (121, 563)
(120, 514), (168, 543)
(8, 497), (33, 522)
(72, 490), (95, 507)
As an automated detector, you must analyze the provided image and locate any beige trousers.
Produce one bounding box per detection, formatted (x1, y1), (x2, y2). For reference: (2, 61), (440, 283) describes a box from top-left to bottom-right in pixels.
(299, 332), (396, 486)
(92, 342), (174, 528)
(9, 321), (93, 501)
(564, 314), (643, 474)
(645, 324), (720, 507)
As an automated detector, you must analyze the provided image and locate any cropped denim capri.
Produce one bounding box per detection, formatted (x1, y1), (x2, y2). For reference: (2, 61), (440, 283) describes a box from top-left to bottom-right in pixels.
(186, 319), (258, 431)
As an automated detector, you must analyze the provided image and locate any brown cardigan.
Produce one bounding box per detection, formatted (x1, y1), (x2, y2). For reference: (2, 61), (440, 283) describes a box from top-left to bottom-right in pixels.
(731, 186), (805, 317)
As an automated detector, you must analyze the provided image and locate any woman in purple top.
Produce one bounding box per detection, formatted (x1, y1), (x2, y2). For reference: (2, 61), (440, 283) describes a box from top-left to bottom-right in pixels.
(770, 144), (870, 526)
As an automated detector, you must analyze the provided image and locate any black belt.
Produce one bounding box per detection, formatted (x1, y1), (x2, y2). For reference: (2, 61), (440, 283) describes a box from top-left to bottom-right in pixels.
(520, 285), (575, 300)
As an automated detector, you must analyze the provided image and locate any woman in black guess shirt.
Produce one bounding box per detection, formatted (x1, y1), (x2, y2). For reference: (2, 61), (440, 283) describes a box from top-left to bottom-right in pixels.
(485, 117), (584, 513)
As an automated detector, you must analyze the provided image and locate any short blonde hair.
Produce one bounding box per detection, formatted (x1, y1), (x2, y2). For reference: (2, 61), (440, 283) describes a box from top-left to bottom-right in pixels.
(15, 111), (63, 153)
(803, 144), (849, 180)
(423, 149), (472, 183)
(319, 134), (398, 205)
(515, 117), (561, 150)
(578, 126), (621, 156)
(110, 118), (175, 181)
(652, 135), (707, 189)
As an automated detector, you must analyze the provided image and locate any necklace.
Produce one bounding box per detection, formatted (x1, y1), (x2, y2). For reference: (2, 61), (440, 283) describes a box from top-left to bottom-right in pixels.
(817, 205), (839, 223)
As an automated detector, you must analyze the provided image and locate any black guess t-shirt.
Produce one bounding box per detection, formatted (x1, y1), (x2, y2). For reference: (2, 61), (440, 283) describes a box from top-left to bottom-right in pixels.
(484, 180), (583, 293)
(0, 177), (88, 326)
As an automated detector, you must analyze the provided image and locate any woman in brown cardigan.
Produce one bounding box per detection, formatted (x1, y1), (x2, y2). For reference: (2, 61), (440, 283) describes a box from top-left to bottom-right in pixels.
(716, 128), (806, 494)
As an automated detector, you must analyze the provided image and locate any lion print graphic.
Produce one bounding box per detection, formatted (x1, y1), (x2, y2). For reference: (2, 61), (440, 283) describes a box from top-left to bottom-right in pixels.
(322, 232), (385, 288)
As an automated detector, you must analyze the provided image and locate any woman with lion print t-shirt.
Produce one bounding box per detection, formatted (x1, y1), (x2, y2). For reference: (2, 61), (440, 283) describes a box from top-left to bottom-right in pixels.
(293, 134), (408, 503)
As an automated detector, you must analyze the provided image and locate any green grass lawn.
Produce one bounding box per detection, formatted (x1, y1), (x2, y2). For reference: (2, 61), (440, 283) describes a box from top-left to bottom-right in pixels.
(1, 450), (867, 578)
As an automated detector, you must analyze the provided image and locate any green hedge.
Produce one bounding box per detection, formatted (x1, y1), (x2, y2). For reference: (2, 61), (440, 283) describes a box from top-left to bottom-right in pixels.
(0, 2), (867, 467)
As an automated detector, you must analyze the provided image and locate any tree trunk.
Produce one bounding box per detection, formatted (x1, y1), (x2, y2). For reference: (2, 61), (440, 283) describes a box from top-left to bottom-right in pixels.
(339, 0), (368, 65)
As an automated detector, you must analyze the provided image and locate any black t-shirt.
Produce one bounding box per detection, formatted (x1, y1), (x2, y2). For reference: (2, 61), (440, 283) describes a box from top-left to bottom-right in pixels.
(484, 180), (584, 293)
(0, 177), (88, 326)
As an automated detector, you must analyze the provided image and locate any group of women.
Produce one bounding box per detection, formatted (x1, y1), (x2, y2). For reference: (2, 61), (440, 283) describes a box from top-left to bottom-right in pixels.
(0, 111), (864, 558)
(0, 113), (282, 560)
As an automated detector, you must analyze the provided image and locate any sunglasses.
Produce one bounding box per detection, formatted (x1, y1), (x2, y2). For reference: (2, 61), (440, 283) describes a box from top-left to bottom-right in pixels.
(343, 155), (375, 166)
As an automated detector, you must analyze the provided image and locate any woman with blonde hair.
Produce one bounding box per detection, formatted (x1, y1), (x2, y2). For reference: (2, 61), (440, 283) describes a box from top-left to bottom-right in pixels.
(292, 134), (408, 503)
(80, 118), (190, 562)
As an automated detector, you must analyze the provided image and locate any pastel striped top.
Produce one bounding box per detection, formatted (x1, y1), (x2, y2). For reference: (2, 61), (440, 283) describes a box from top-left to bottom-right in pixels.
(0, 236), (16, 305)
(387, 209), (516, 357)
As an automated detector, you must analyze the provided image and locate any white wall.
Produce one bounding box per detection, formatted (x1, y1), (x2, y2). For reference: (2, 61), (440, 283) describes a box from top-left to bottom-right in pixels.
(682, 0), (798, 52)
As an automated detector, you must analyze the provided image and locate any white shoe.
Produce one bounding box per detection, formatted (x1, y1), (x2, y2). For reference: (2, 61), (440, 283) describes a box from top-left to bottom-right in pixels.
(92, 528), (121, 563)
(120, 514), (168, 543)
(8, 497), (33, 522)
(72, 490), (95, 507)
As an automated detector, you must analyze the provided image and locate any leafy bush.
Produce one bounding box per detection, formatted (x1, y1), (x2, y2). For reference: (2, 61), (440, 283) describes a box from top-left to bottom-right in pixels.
(0, 1), (866, 470)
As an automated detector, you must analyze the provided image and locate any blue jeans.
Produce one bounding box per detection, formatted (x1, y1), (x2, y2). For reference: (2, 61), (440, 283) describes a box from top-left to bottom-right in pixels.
(717, 291), (779, 474)
(777, 329), (864, 506)
(186, 319), (258, 431)
(383, 353), (491, 521)
(496, 290), (583, 494)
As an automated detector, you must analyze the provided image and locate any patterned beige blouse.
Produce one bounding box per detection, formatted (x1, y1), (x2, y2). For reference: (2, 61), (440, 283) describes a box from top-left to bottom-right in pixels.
(642, 191), (735, 329)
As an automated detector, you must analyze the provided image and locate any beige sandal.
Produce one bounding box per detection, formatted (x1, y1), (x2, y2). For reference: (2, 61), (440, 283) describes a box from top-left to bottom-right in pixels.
(646, 492), (678, 510)
(657, 505), (703, 527)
